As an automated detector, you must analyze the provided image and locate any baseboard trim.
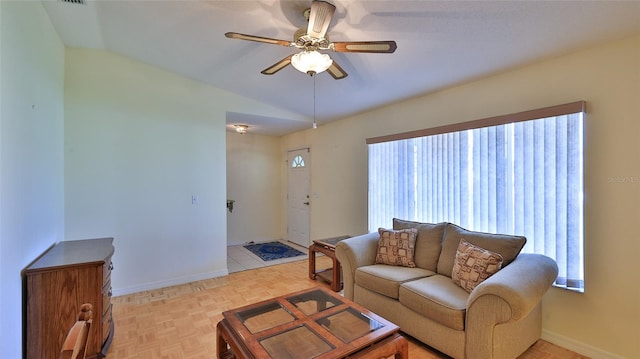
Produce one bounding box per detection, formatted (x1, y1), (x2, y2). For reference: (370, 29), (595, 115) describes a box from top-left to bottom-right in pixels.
(112, 268), (229, 297)
(542, 329), (624, 359)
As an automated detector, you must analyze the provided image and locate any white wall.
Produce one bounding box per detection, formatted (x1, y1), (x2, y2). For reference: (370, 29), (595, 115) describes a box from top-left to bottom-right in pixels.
(64, 48), (228, 294)
(64, 48), (303, 295)
(281, 34), (640, 358)
(0, 2), (65, 357)
(226, 131), (283, 246)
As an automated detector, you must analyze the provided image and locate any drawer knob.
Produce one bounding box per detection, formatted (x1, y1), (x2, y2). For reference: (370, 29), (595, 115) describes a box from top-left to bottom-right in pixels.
(108, 287), (112, 297)
(108, 262), (114, 271)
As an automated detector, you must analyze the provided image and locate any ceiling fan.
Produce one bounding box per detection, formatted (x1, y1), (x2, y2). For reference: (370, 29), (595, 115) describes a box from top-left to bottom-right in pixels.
(225, 0), (397, 80)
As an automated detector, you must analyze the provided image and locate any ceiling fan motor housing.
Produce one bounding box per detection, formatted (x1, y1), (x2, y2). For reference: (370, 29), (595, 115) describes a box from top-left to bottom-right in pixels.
(294, 28), (330, 50)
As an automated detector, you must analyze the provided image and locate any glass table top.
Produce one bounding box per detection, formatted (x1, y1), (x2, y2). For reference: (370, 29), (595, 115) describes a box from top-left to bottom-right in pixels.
(317, 307), (384, 343)
(286, 288), (342, 316)
(235, 302), (296, 334)
(259, 325), (333, 359)
(313, 235), (350, 248)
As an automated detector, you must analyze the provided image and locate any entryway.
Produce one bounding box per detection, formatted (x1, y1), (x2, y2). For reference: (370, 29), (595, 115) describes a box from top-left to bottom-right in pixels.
(226, 240), (308, 273)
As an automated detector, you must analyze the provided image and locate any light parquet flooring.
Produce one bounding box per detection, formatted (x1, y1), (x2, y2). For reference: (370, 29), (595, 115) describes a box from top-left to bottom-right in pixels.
(110, 257), (588, 359)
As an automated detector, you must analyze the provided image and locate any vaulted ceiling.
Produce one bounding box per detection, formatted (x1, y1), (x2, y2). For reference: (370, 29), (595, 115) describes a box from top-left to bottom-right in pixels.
(42, 0), (640, 135)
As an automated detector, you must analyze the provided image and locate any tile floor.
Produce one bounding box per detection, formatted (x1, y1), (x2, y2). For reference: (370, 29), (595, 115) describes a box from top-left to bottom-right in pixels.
(227, 240), (310, 273)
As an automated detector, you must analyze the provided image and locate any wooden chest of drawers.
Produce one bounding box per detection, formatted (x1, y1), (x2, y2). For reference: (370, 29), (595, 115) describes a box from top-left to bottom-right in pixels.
(23, 238), (115, 359)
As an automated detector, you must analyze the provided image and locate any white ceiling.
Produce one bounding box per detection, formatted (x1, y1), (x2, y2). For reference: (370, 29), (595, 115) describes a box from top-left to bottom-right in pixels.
(42, 0), (640, 136)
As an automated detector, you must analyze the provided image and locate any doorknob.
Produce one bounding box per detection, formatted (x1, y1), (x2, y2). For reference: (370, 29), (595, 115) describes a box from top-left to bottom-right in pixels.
(303, 202), (310, 205)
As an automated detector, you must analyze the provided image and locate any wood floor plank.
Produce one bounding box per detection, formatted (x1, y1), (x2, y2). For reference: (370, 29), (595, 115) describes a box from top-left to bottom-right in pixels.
(110, 257), (588, 359)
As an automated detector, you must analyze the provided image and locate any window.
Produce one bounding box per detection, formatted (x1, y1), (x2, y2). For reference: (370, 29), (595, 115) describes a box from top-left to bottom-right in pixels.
(367, 102), (585, 291)
(291, 155), (305, 168)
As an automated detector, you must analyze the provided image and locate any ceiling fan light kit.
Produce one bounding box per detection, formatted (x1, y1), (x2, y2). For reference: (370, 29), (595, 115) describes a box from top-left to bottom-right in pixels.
(291, 50), (333, 76)
(224, 0), (397, 80)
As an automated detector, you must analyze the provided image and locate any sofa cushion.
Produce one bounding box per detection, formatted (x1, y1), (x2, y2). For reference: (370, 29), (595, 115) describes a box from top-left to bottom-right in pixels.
(355, 264), (434, 299)
(375, 228), (418, 268)
(438, 223), (526, 277)
(393, 219), (446, 272)
(399, 275), (469, 331)
(451, 239), (503, 293)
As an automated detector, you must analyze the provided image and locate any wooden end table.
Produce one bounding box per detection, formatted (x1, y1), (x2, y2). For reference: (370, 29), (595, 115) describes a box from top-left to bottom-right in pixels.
(216, 287), (408, 359)
(308, 235), (350, 291)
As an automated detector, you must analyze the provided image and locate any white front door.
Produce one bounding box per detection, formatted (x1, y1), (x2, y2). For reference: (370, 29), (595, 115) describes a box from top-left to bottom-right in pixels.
(287, 148), (311, 247)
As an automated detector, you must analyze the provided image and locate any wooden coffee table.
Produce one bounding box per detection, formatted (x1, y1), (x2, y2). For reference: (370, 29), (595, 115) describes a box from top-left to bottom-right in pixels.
(216, 287), (407, 359)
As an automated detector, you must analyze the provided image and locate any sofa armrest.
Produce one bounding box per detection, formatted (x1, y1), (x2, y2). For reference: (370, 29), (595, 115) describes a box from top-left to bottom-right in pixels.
(335, 232), (380, 300)
(467, 253), (558, 320)
(465, 253), (558, 358)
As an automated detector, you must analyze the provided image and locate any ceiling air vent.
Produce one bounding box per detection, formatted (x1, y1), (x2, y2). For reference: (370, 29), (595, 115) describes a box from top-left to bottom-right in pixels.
(59, 0), (85, 4)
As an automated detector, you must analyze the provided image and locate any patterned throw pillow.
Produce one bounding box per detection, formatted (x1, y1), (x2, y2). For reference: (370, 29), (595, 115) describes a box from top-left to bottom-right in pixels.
(375, 228), (418, 268)
(452, 239), (504, 293)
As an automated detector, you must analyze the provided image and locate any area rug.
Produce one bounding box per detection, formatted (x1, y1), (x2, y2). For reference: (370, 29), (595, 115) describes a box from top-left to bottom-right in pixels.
(243, 241), (306, 262)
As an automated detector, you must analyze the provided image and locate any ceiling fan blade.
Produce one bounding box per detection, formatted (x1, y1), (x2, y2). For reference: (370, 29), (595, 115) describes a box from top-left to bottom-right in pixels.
(225, 32), (292, 47)
(307, 0), (336, 39)
(332, 41), (397, 53)
(261, 55), (293, 75)
(326, 60), (348, 80)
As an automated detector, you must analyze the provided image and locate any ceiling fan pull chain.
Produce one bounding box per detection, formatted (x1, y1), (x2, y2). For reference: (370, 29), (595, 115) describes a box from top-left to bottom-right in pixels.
(313, 75), (317, 129)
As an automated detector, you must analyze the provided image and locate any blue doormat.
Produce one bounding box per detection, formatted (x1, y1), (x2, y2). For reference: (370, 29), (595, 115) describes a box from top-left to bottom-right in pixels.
(244, 241), (305, 262)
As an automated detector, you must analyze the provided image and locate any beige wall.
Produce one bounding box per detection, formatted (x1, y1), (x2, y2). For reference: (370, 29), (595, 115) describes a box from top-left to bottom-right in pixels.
(0, 2), (65, 357)
(279, 120), (372, 240)
(226, 131), (283, 245)
(281, 34), (640, 358)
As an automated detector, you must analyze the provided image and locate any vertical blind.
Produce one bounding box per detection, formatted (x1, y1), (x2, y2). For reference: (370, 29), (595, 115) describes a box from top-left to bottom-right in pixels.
(368, 103), (584, 291)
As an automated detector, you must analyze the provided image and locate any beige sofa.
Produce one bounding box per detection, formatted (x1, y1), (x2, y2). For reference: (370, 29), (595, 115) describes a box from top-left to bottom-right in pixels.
(335, 219), (558, 359)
